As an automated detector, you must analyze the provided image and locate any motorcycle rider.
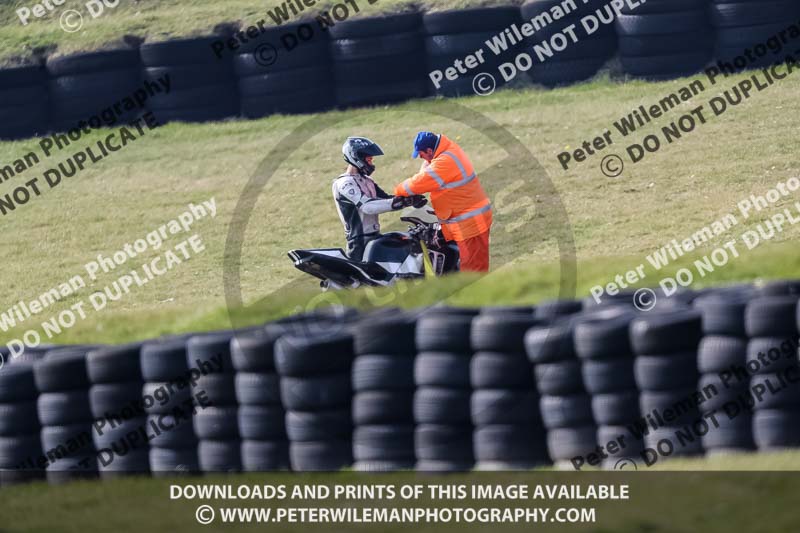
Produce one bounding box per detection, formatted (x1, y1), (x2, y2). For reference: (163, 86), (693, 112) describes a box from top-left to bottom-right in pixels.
(334, 136), (426, 261)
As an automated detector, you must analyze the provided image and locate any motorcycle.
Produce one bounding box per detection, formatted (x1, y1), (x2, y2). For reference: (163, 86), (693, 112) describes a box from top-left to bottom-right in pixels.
(288, 207), (460, 290)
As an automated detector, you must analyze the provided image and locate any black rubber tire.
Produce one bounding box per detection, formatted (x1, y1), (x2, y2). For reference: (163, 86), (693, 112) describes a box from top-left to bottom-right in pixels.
(235, 373), (282, 405)
(415, 353), (471, 388)
(546, 425), (597, 461)
(416, 314), (474, 352)
(38, 391), (92, 426)
(713, 46), (780, 69)
(697, 374), (749, 414)
(274, 332), (354, 377)
(285, 410), (351, 442)
(540, 394), (593, 429)
(46, 457), (98, 484)
(643, 427), (703, 456)
(149, 84), (237, 110)
(634, 353), (698, 391)
(0, 65), (46, 88)
(241, 440), (290, 472)
(573, 314), (634, 360)
(89, 382), (144, 419)
(471, 352), (534, 389)
(750, 373), (800, 409)
(46, 49), (140, 76)
(582, 358), (637, 394)
(471, 314), (541, 353)
(193, 407), (240, 440)
(474, 424), (549, 463)
(630, 310), (703, 354)
(616, 11), (709, 36)
(353, 425), (415, 461)
(186, 332), (234, 374)
(332, 32), (422, 61)
(335, 80), (428, 108)
(289, 440), (353, 472)
(423, 7), (520, 34)
(414, 424), (473, 462)
(591, 391), (641, 425)
(279, 374), (352, 411)
(352, 391), (414, 425)
(232, 42), (331, 76)
(149, 447), (199, 474)
(353, 314), (417, 356)
(746, 296), (799, 337)
(710, 1), (798, 28)
(746, 337), (799, 374)
(48, 69), (140, 98)
(619, 0), (699, 14)
(618, 32), (713, 58)
(92, 416), (147, 449)
(198, 440), (241, 473)
(480, 306), (535, 316)
(715, 22), (790, 49)
(328, 13), (422, 39)
(697, 335), (747, 373)
(702, 414), (754, 450)
(524, 322), (576, 363)
(534, 359), (585, 395)
(425, 32), (496, 56)
(142, 381), (192, 415)
(147, 414), (196, 449)
(534, 300), (583, 319)
(140, 340), (188, 381)
(97, 449), (150, 476)
(34, 348), (92, 392)
(0, 365), (38, 402)
(758, 281), (800, 297)
(414, 388), (471, 424)
(753, 409), (800, 449)
(597, 425), (645, 457)
(471, 389), (540, 426)
(353, 355), (415, 391)
(140, 36), (230, 66)
(144, 64), (234, 90)
(193, 373), (237, 406)
(240, 87), (335, 118)
(86, 344), (143, 384)
(238, 67), (330, 97)
(41, 424), (94, 457)
(231, 330), (279, 372)
(692, 293), (750, 336)
(0, 402), (39, 435)
(639, 390), (701, 426)
(0, 434), (42, 467)
(620, 50), (712, 79)
(234, 20), (330, 54)
(237, 405), (287, 441)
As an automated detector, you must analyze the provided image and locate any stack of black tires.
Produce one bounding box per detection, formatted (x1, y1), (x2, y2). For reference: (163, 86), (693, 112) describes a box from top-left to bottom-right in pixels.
(140, 337), (199, 474)
(693, 290), (756, 453)
(414, 310), (477, 471)
(331, 13), (429, 108)
(0, 363), (43, 485)
(0, 64), (48, 140)
(424, 7), (521, 96)
(234, 21), (334, 118)
(351, 314), (418, 471)
(87, 344), (150, 477)
(140, 36), (238, 124)
(233, 328), (290, 471)
(470, 312), (547, 469)
(575, 310), (643, 468)
(616, 0), (712, 79)
(710, 0), (800, 69)
(276, 331), (355, 471)
(745, 294), (800, 449)
(34, 347), (99, 483)
(46, 48), (142, 132)
(189, 332), (241, 473)
(631, 310), (704, 459)
(527, 319), (593, 466)
(521, 0), (616, 87)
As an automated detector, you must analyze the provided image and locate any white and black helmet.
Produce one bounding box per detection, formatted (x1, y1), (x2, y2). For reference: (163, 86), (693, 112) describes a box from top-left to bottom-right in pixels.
(342, 136), (384, 176)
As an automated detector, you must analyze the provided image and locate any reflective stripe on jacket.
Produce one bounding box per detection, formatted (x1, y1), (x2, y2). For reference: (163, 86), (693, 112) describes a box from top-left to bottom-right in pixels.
(394, 135), (492, 241)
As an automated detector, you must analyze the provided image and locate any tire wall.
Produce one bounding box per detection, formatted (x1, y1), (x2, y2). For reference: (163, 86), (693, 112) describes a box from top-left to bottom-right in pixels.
(0, 3), (783, 140)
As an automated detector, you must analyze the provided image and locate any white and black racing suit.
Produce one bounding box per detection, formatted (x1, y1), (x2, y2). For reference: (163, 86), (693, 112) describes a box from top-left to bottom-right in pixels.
(332, 172), (396, 261)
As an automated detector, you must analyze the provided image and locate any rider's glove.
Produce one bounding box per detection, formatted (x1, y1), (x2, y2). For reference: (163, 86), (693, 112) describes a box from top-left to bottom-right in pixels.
(411, 195), (428, 208)
(391, 196), (412, 210)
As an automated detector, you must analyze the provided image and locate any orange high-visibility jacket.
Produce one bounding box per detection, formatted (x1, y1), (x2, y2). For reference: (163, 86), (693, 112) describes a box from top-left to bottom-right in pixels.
(394, 135), (492, 242)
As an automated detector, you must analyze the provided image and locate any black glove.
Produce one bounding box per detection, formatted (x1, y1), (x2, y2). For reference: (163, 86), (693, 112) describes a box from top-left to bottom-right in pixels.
(410, 195), (428, 208)
(391, 196), (414, 210)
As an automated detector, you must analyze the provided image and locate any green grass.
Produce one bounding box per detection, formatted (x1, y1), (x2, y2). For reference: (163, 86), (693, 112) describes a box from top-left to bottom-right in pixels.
(1, 66), (799, 345)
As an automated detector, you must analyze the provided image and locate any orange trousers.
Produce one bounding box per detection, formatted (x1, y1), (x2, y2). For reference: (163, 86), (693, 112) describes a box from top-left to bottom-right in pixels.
(457, 231), (490, 272)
